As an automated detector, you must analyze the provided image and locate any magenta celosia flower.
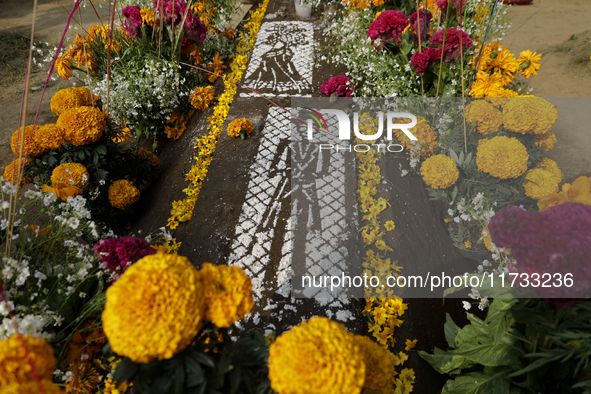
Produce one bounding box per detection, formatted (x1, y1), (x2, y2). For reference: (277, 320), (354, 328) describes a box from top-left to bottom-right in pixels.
(436, 0), (466, 19)
(424, 47), (442, 61)
(489, 203), (591, 298)
(122, 6), (143, 38)
(409, 9), (432, 44)
(184, 13), (207, 43)
(94, 237), (155, 280)
(410, 52), (430, 73)
(320, 75), (354, 97)
(429, 28), (473, 62)
(153, 0), (206, 43)
(367, 10), (409, 50)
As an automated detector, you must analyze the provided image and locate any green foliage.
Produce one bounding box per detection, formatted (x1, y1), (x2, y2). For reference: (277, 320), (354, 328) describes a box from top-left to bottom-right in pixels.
(419, 299), (591, 393)
(110, 324), (274, 394)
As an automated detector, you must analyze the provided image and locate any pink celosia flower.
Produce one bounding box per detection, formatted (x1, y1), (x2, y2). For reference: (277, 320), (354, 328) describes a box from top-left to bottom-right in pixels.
(122, 6), (143, 38)
(320, 75), (354, 97)
(367, 10), (409, 50)
(94, 237), (155, 280)
(411, 52), (430, 73)
(429, 28), (473, 62)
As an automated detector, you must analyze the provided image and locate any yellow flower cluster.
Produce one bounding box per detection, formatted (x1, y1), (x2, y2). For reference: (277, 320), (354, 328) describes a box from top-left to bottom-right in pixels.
(464, 100), (502, 135)
(420, 154), (459, 189)
(57, 106), (106, 146)
(476, 136), (528, 179)
(538, 176), (591, 212)
(10, 124), (64, 157)
(167, 0), (269, 229)
(392, 116), (438, 158)
(190, 86), (216, 111)
(108, 179), (140, 210)
(471, 42), (541, 97)
(102, 253), (206, 363)
(363, 298), (408, 348)
(3, 158), (31, 186)
(50, 87), (96, 116)
(200, 262), (254, 327)
(51, 162), (90, 190)
(268, 317), (366, 394)
(503, 97), (558, 135)
(227, 118), (254, 138)
(0, 335), (56, 384)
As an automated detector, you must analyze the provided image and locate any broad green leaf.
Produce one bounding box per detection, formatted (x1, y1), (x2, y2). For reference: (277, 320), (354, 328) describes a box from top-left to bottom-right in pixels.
(488, 316), (508, 346)
(456, 342), (518, 367)
(445, 313), (462, 349)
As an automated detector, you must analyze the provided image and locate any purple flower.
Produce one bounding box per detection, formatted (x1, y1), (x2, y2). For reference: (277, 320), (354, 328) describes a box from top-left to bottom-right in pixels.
(320, 75), (354, 97)
(367, 10), (409, 50)
(122, 6), (143, 38)
(429, 27), (473, 62)
(183, 13), (207, 43)
(489, 203), (591, 298)
(94, 237), (155, 280)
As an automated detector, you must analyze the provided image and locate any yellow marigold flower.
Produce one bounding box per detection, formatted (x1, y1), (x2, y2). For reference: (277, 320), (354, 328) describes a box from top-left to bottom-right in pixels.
(3, 158), (32, 186)
(523, 167), (560, 200)
(268, 317), (366, 394)
(102, 253), (205, 363)
(227, 118), (254, 138)
(58, 106), (106, 146)
(535, 158), (562, 183)
(384, 220), (395, 231)
(476, 136), (528, 179)
(502, 97), (558, 135)
(465, 100), (503, 135)
(420, 154), (459, 189)
(488, 47), (519, 86)
(165, 125), (186, 140)
(140, 7), (155, 26)
(0, 335), (56, 384)
(190, 86), (216, 111)
(375, 239), (393, 252)
(51, 162), (90, 190)
(56, 56), (73, 80)
(199, 263), (254, 327)
(0, 380), (64, 394)
(135, 149), (160, 168)
(392, 116), (438, 157)
(405, 338), (418, 350)
(108, 179), (140, 210)
(518, 50), (541, 78)
(538, 176), (591, 212)
(353, 335), (396, 394)
(534, 131), (557, 151)
(464, 240), (472, 249)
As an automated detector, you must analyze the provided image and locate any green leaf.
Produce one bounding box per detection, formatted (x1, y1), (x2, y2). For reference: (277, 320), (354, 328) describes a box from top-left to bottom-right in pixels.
(445, 313), (462, 349)
(459, 151), (465, 166)
(190, 349), (215, 368)
(488, 316), (507, 346)
(442, 367), (511, 394)
(113, 358), (140, 385)
(418, 349), (472, 374)
(449, 149), (460, 164)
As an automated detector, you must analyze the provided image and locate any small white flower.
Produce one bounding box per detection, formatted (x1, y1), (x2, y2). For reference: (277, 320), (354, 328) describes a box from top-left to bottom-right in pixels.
(462, 301), (471, 311)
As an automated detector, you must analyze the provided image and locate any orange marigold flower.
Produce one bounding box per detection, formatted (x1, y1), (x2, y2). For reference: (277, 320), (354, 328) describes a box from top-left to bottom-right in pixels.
(534, 131), (557, 151)
(57, 106), (106, 146)
(50, 162), (90, 190)
(354, 335), (397, 394)
(50, 87), (94, 116)
(190, 86), (216, 111)
(0, 335), (56, 384)
(10, 125), (59, 157)
(470, 71), (504, 98)
(523, 167), (560, 200)
(108, 179), (140, 209)
(227, 118), (254, 138)
(199, 263), (254, 327)
(3, 158), (31, 186)
(135, 148), (160, 168)
(55, 56), (73, 80)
